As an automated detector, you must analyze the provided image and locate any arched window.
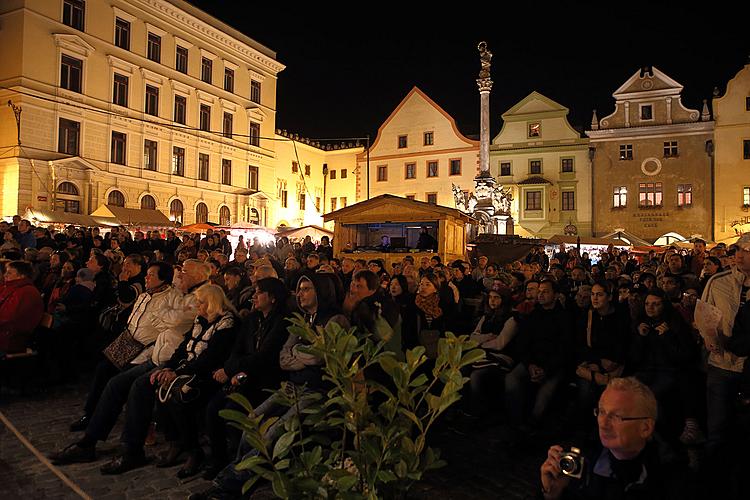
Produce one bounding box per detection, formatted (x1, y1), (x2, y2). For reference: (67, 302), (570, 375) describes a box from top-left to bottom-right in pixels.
(108, 190), (125, 207)
(56, 182), (80, 213)
(170, 199), (183, 224)
(57, 182), (79, 196)
(219, 206), (231, 226)
(249, 207), (260, 224)
(141, 195), (156, 210)
(195, 202), (208, 223)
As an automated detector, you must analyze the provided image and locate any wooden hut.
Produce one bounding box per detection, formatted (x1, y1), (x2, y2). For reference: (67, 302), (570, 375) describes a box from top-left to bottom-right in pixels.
(323, 195), (474, 268)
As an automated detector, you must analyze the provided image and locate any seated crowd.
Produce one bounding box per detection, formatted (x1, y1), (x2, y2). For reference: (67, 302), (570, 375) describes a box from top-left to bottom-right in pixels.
(1, 217), (749, 499)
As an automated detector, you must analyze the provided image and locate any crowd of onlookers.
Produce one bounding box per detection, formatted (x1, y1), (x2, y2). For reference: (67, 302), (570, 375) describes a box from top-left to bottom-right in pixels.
(1, 214), (749, 499)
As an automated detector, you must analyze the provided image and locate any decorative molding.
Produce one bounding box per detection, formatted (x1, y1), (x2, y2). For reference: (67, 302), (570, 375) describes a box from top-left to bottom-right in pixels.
(200, 48), (217, 60)
(196, 89), (215, 104)
(641, 157), (663, 176)
(247, 107), (266, 123)
(112, 6), (137, 23)
(248, 69), (266, 82)
(169, 78), (193, 95)
(107, 54), (135, 74)
(53, 34), (95, 58)
(145, 22), (167, 37)
(140, 67), (164, 85)
(173, 35), (193, 49)
(586, 121), (714, 140)
(224, 60), (239, 71)
(220, 99), (237, 113)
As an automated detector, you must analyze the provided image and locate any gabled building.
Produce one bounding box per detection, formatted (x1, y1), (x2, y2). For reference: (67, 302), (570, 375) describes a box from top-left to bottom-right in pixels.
(490, 91), (592, 238)
(712, 61), (750, 241)
(586, 67), (714, 243)
(355, 86), (479, 207)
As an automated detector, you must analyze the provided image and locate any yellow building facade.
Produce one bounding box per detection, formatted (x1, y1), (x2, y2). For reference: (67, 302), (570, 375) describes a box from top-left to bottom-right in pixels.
(713, 62), (750, 242)
(355, 87), (479, 207)
(0, 0), (360, 229)
(490, 92), (593, 238)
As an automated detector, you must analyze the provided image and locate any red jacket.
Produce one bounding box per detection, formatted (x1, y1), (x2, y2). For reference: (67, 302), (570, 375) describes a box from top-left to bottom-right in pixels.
(0, 278), (43, 354)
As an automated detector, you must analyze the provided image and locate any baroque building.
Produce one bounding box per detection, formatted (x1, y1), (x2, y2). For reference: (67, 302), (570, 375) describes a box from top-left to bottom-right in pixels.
(586, 67), (714, 243)
(489, 91), (592, 238)
(0, 0), (360, 228)
(712, 60), (750, 242)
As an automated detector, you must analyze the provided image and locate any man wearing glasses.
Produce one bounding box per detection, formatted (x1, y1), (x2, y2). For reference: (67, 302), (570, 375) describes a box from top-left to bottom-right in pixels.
(539, 377), (689, 499)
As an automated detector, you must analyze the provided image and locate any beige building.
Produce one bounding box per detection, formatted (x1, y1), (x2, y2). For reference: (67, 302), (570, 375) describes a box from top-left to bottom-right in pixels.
(355, 87), (479, 207)
(586, 67), (714, 243)
(490, 92), (592, 238)
(712, 61), (750, 242)
(0, 0), (359, 229)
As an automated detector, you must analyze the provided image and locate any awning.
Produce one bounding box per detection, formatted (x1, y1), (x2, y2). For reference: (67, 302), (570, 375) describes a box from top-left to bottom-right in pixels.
(90, 205), (172, 227)
(24, 207), (118, 227)
(177, 223), (219, 234)
(276, 224), (333, 241)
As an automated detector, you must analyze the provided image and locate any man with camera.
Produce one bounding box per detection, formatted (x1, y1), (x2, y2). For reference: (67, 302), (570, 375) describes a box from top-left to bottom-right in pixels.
(540, 377), (689, 499)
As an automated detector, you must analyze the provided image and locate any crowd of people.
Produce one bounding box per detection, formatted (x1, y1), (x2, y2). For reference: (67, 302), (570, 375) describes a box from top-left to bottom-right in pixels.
(1, 215), (749, 499)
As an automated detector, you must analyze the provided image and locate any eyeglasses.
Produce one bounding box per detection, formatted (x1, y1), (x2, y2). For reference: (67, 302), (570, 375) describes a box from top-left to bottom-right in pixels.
(594, 407), (651, 424)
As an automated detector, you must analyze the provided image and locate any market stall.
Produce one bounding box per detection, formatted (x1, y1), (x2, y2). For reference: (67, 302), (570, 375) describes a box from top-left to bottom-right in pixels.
(24, 207), (118, 229)
(90, 204), (172, 232)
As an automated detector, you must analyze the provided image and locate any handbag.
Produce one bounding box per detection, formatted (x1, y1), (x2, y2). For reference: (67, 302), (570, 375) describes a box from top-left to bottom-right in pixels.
(102, 329), (149, 370)
(98, 304), (123, 334)
(157, 374), (200, 404)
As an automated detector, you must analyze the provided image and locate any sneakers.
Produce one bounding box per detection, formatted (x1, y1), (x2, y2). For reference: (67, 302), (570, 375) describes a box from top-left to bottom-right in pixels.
(69, 415), (90, 433)
(49, 443), (96, 465)
(100, 453), (147, 475)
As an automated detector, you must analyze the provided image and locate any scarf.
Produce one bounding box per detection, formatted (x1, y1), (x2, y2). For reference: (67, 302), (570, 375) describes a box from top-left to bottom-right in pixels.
(146, 282), (170, 295)
(415, 293), (442, 320)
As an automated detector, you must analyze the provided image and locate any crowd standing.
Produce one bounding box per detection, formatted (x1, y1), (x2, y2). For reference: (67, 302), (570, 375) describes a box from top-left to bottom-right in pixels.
(0, 217), (749, 499)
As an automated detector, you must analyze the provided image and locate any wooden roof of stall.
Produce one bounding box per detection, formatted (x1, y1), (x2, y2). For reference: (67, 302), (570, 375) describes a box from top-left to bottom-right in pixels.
(322, 194), (475, 224)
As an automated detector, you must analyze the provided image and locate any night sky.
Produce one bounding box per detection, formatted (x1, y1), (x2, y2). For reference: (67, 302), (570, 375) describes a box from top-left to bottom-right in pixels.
(186, 1), (749, 143)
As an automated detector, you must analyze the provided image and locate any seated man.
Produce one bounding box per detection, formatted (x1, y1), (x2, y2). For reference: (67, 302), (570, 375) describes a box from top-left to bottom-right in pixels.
(540, 377), (691, 499)
(0, 260), (43, 354)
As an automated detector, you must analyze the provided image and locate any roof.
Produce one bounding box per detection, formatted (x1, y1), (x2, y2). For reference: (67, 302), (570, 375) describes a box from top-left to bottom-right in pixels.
(90, 205), (172, 227)
(323, 194), (475, 223)
(517, 176), (553, 185)
(24, 208), (118, 227)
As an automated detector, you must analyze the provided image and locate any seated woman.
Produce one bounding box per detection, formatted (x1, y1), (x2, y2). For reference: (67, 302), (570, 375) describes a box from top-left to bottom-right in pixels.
(46, 260), (78, 314)
(389, 275), (418, 351)
(152, 284), (240, 478)
(414, 273), (458, 358)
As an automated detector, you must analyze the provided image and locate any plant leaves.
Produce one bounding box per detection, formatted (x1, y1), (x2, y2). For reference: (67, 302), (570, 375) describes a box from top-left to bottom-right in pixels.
(272, 430), (297, 459)
(271, 473), (290, 498)
(377, 470), (397, 483)
(336, 474), (358, 490)
(235, 454), (264, 471)
(458, 348), (486, 368)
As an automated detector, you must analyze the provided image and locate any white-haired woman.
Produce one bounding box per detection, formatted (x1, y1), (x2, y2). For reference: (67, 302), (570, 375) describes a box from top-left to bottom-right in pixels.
(151, 284), (240, 478)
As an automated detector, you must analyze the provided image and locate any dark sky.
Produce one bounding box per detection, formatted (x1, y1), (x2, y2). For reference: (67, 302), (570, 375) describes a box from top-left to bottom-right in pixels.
(186, 2), (749, 143)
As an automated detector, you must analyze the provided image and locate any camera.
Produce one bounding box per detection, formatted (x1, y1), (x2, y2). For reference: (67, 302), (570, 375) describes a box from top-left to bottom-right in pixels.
(559, 447), (585, 479)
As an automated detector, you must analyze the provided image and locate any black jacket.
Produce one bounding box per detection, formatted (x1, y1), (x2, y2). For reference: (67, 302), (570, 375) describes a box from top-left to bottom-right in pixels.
(516, 302), (570, 374)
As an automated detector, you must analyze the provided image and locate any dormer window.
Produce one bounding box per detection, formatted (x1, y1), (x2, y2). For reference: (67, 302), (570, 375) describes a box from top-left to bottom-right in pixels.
(640, 104), (653, 120)
(528, 122), (541, 138)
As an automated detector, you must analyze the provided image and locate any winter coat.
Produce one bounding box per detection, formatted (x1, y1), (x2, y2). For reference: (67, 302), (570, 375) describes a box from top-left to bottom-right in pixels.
(0, 278), (43, 353)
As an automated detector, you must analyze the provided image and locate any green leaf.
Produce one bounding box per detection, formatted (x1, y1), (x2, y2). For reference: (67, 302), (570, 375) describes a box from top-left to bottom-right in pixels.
(271, 473), (290, 498)
(259, 416), (280, 437)
(377, 470), (397, 483)
(226, 392), (254, 414)
(235, 454), (264, 471)
(275, 458), (290, 470)
(395, 460), (408, 478)
(241, 475), (261, 495)
(336, 474), (358, 490)
(272, 430), (297, 459)
(458, 348), (486, 368)
(408, 373), (429, 387)
(398, 409), (424, 433)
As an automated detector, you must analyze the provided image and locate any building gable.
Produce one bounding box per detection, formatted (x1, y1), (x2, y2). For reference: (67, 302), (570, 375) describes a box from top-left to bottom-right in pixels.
(493, 91), (582, 144)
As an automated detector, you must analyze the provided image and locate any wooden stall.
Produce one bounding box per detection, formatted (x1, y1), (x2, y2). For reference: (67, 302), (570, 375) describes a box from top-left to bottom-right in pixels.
(323, 195), (474, 268)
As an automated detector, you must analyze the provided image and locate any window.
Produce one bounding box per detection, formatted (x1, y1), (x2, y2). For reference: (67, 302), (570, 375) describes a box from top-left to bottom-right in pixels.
(426, 193), (437, 205)
(398, 135), (407, 148)
(561, 158), (574, 173)
(638, 182), (663, 207)
(341, 169), (347, 179)
(746, 97), (750, 111)
(405, 163), (416, 179)
(530, 160), (542, 175)
(201, 57), (212, 83)
(424, 131), (434, 146)
(664, 141), (679, 157)
(640, 105), (653, 120)
(145, 85), (159, 116)
(198, 153), (209, 181)
(292, 161), (298, 173)
(249, 122), (260, 146)
(744, 187), (750, 206)
(500, 162), (511, 176)
(744, 140), (750, 160)
(219, 206), (230, 226)
(528, 122), (541, 138)
(63, 0), (85, 31)
(222, 112), (233, 138)
(561, 191), (575, 211)
(526, 191), (542, 210)
(58, 118), (80, 155)
(330, 170), (336, 180)
(340, 197), (347, 207)
(114, 17), (130, 50)
(147, 33), (161, 63)
(143, 139), (157, 171)
(222, 159), (232, 185)
(56, 182), (80, 213)
(619, 144), (633, 160)
(224, 68), (234, 93)
(427, 161), (438, 177)
(315, 197), (321, 211)
(174, 95), (186, 124)
(113, 73), (128, 106)
(60, 55), (82, 93)
(56, 181), (79, 194)
(281, 189), (288, 208)
(175, 45), (188, 74)
(195, 203), (208, 224)
(405, 195), (415, 201)
(108, 190), (125, 207)
(449, 159), (462, 176)
(141, 195), (156, 210)
(305, 164), (311, 176)
(250, 80), (261, 104)
(248, 166), (259, 191)
(170, 199), (183, 223)
(677, 184), (693, 207)
(330, 197), (337, 211)
(199, 104), (211, 132)
(111, 131), (126, 165)
(299, 193), (306, 210)
(377, 165), (388, 181)
(613, 186), (627, 208)
(172, 146), (185, 176)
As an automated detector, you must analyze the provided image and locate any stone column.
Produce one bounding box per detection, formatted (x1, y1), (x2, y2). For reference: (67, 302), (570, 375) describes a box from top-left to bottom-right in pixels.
(476, 41), (493, 177)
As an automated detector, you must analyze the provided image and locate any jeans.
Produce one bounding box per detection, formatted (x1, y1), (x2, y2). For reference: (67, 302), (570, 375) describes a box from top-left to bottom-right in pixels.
(504, 363), (562, 425)
(83, 358), (127, 417)
(706, 365), (743, 456)
(120, 365), (160, 455)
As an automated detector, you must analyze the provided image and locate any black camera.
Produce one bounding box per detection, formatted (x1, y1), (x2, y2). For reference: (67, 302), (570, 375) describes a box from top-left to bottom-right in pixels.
(559, 447), (585, 479)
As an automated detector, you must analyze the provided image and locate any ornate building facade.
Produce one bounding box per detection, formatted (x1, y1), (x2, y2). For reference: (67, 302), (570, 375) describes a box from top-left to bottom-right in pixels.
(586, 67), (714, 242)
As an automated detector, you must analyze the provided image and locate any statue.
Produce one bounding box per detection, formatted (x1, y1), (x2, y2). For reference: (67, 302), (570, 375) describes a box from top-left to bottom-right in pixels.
(478, 42), (492, 80)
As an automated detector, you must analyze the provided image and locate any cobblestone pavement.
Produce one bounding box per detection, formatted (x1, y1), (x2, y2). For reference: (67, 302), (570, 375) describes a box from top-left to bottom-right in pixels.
(1, 380), (543, 499)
